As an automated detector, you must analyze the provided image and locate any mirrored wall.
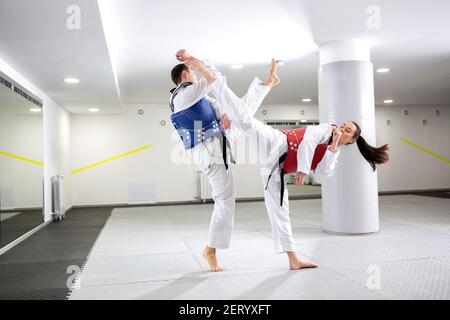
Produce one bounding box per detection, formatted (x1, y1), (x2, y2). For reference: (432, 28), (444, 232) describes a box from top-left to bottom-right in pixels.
(0, 71), (44, 249)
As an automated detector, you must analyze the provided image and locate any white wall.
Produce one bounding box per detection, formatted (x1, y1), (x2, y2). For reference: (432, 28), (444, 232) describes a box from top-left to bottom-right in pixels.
(0, 58), (72, 222)
(44, 98), (72, 221)
(376, 105), (450, 191)
(71, 103), (450, 206)
(71, 105), (198, 205)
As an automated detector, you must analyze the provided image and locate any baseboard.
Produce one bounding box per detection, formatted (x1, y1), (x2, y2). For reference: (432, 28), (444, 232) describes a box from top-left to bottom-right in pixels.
(379, 188), (450, 195)
(68, 188), (449, 209)
(0, 207), (43, 212)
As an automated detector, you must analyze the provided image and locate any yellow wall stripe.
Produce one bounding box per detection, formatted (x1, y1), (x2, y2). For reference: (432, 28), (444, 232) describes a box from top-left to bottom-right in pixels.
(72, 144), (152, 175)
(400, 137), (450, 164)
(0, 150), (44, 166)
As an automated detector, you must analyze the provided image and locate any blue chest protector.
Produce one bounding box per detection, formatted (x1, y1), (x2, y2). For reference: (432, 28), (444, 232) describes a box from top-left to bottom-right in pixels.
(169, 82), (224, 150)
(169, 82), (231, 169)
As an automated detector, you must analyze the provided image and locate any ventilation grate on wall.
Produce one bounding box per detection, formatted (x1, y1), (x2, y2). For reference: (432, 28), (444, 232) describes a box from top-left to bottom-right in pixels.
(265, 120), (320, 127)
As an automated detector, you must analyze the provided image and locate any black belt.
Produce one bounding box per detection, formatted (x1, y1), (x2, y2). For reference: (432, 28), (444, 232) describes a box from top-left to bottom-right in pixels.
(265, 152), (288, 206)
(221, 134), (234, 171)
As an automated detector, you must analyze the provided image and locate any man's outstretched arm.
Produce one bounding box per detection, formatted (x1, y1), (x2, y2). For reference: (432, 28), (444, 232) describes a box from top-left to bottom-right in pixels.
(176, 49), (217, 84)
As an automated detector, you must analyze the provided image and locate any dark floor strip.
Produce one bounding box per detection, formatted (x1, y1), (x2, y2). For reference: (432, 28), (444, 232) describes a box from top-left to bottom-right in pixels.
(0, 210), (43, 247)
(0, 207), (112, 300)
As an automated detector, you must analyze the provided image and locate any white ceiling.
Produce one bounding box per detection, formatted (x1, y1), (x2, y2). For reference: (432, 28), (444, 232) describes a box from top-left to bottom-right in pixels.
(0, 0), (449, 114)
(0, 0), (121, 114)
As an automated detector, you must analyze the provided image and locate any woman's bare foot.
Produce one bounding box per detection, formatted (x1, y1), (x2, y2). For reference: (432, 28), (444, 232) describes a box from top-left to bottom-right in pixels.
(264, 58), (281, 88)
(202, 247), (225, 272)
(176, 49), (191, 62)
(287, 251), (319, 270)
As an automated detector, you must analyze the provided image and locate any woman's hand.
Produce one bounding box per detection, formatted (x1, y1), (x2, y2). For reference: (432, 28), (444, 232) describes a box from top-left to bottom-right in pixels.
(220, 114), (231, 130)
(332, 127), (342, 144)
(329, 128), (342, 152)
(294, 172), (306, 185)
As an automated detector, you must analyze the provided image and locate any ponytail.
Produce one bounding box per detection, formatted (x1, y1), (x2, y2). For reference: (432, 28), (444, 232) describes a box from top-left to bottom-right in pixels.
(351, 121), (390, 172)
(356, 136), (390, 172)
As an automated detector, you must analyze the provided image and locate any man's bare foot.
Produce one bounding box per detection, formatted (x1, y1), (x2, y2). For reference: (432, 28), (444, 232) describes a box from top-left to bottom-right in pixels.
(202, 247), (225, 272)
(287, 251), (318, 270)
(176, 49), (191, 62)
(264, 58), (281, 88)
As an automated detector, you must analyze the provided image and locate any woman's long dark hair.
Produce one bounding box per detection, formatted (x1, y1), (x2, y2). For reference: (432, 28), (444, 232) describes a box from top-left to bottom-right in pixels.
(349, 121), (390, 172)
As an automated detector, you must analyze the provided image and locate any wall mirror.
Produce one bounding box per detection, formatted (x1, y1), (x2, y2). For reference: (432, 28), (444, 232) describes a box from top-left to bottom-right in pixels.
(0, 71), (44, 249)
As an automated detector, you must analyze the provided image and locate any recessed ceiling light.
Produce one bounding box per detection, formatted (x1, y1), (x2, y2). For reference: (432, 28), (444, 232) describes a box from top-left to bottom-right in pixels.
(89, 108), (99, 112)
(384, 99), (394, 104)
(230, 64), (243, 70)
(377, 68), (390, 73)
(30, 108), (41, 112)
(64, 78), (79, 84)
(302, 98), (312, 102)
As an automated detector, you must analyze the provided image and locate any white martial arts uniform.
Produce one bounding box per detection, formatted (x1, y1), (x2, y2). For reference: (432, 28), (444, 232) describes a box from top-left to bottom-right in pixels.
(171, 65), (270, 249)
(209, 70), (341, 253)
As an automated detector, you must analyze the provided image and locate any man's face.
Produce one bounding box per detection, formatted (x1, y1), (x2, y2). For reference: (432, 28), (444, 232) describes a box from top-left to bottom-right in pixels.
(182, 68), (198, 84)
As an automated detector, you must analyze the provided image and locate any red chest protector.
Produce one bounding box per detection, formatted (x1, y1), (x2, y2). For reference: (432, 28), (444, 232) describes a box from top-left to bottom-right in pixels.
(280, 127), (331, 174)
(267, 124), (337, 207)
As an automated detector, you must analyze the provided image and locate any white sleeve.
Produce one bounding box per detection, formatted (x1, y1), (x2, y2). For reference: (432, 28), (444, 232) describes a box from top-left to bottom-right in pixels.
(296, 123), (333, 175)
(202, 58), (222, 77)
(313, 147), (341, 177)
(187, 78), (212, 103)
(173, 78), (213, 112)
(205, 96), (224, 119)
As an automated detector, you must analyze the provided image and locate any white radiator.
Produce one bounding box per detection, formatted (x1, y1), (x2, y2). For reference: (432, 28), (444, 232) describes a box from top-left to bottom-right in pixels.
(51, 175), (65, 220)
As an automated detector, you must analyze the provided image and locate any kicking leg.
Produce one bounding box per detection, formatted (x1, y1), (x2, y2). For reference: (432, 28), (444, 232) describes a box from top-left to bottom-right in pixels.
(241, 58), (280, 116)
(224, 61), (279, 143)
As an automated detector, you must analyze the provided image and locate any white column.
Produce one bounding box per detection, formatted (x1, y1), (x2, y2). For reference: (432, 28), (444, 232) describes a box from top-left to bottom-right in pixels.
(318, 40), (379, 234)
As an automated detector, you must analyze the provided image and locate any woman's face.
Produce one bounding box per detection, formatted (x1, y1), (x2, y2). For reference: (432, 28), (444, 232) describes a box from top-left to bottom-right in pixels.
(337, 122), (358, 145)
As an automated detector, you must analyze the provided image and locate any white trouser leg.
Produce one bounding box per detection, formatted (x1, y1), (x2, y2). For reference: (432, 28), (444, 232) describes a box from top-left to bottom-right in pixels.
(204, 59), (270, 118)
(210, 75), (262, 132)
(223, 77), (270, 144)
(241, 77), (270, 117)
(204, 163), (236, 249)
(261, 167), (296, 253)
(210, 75), (285, 169)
